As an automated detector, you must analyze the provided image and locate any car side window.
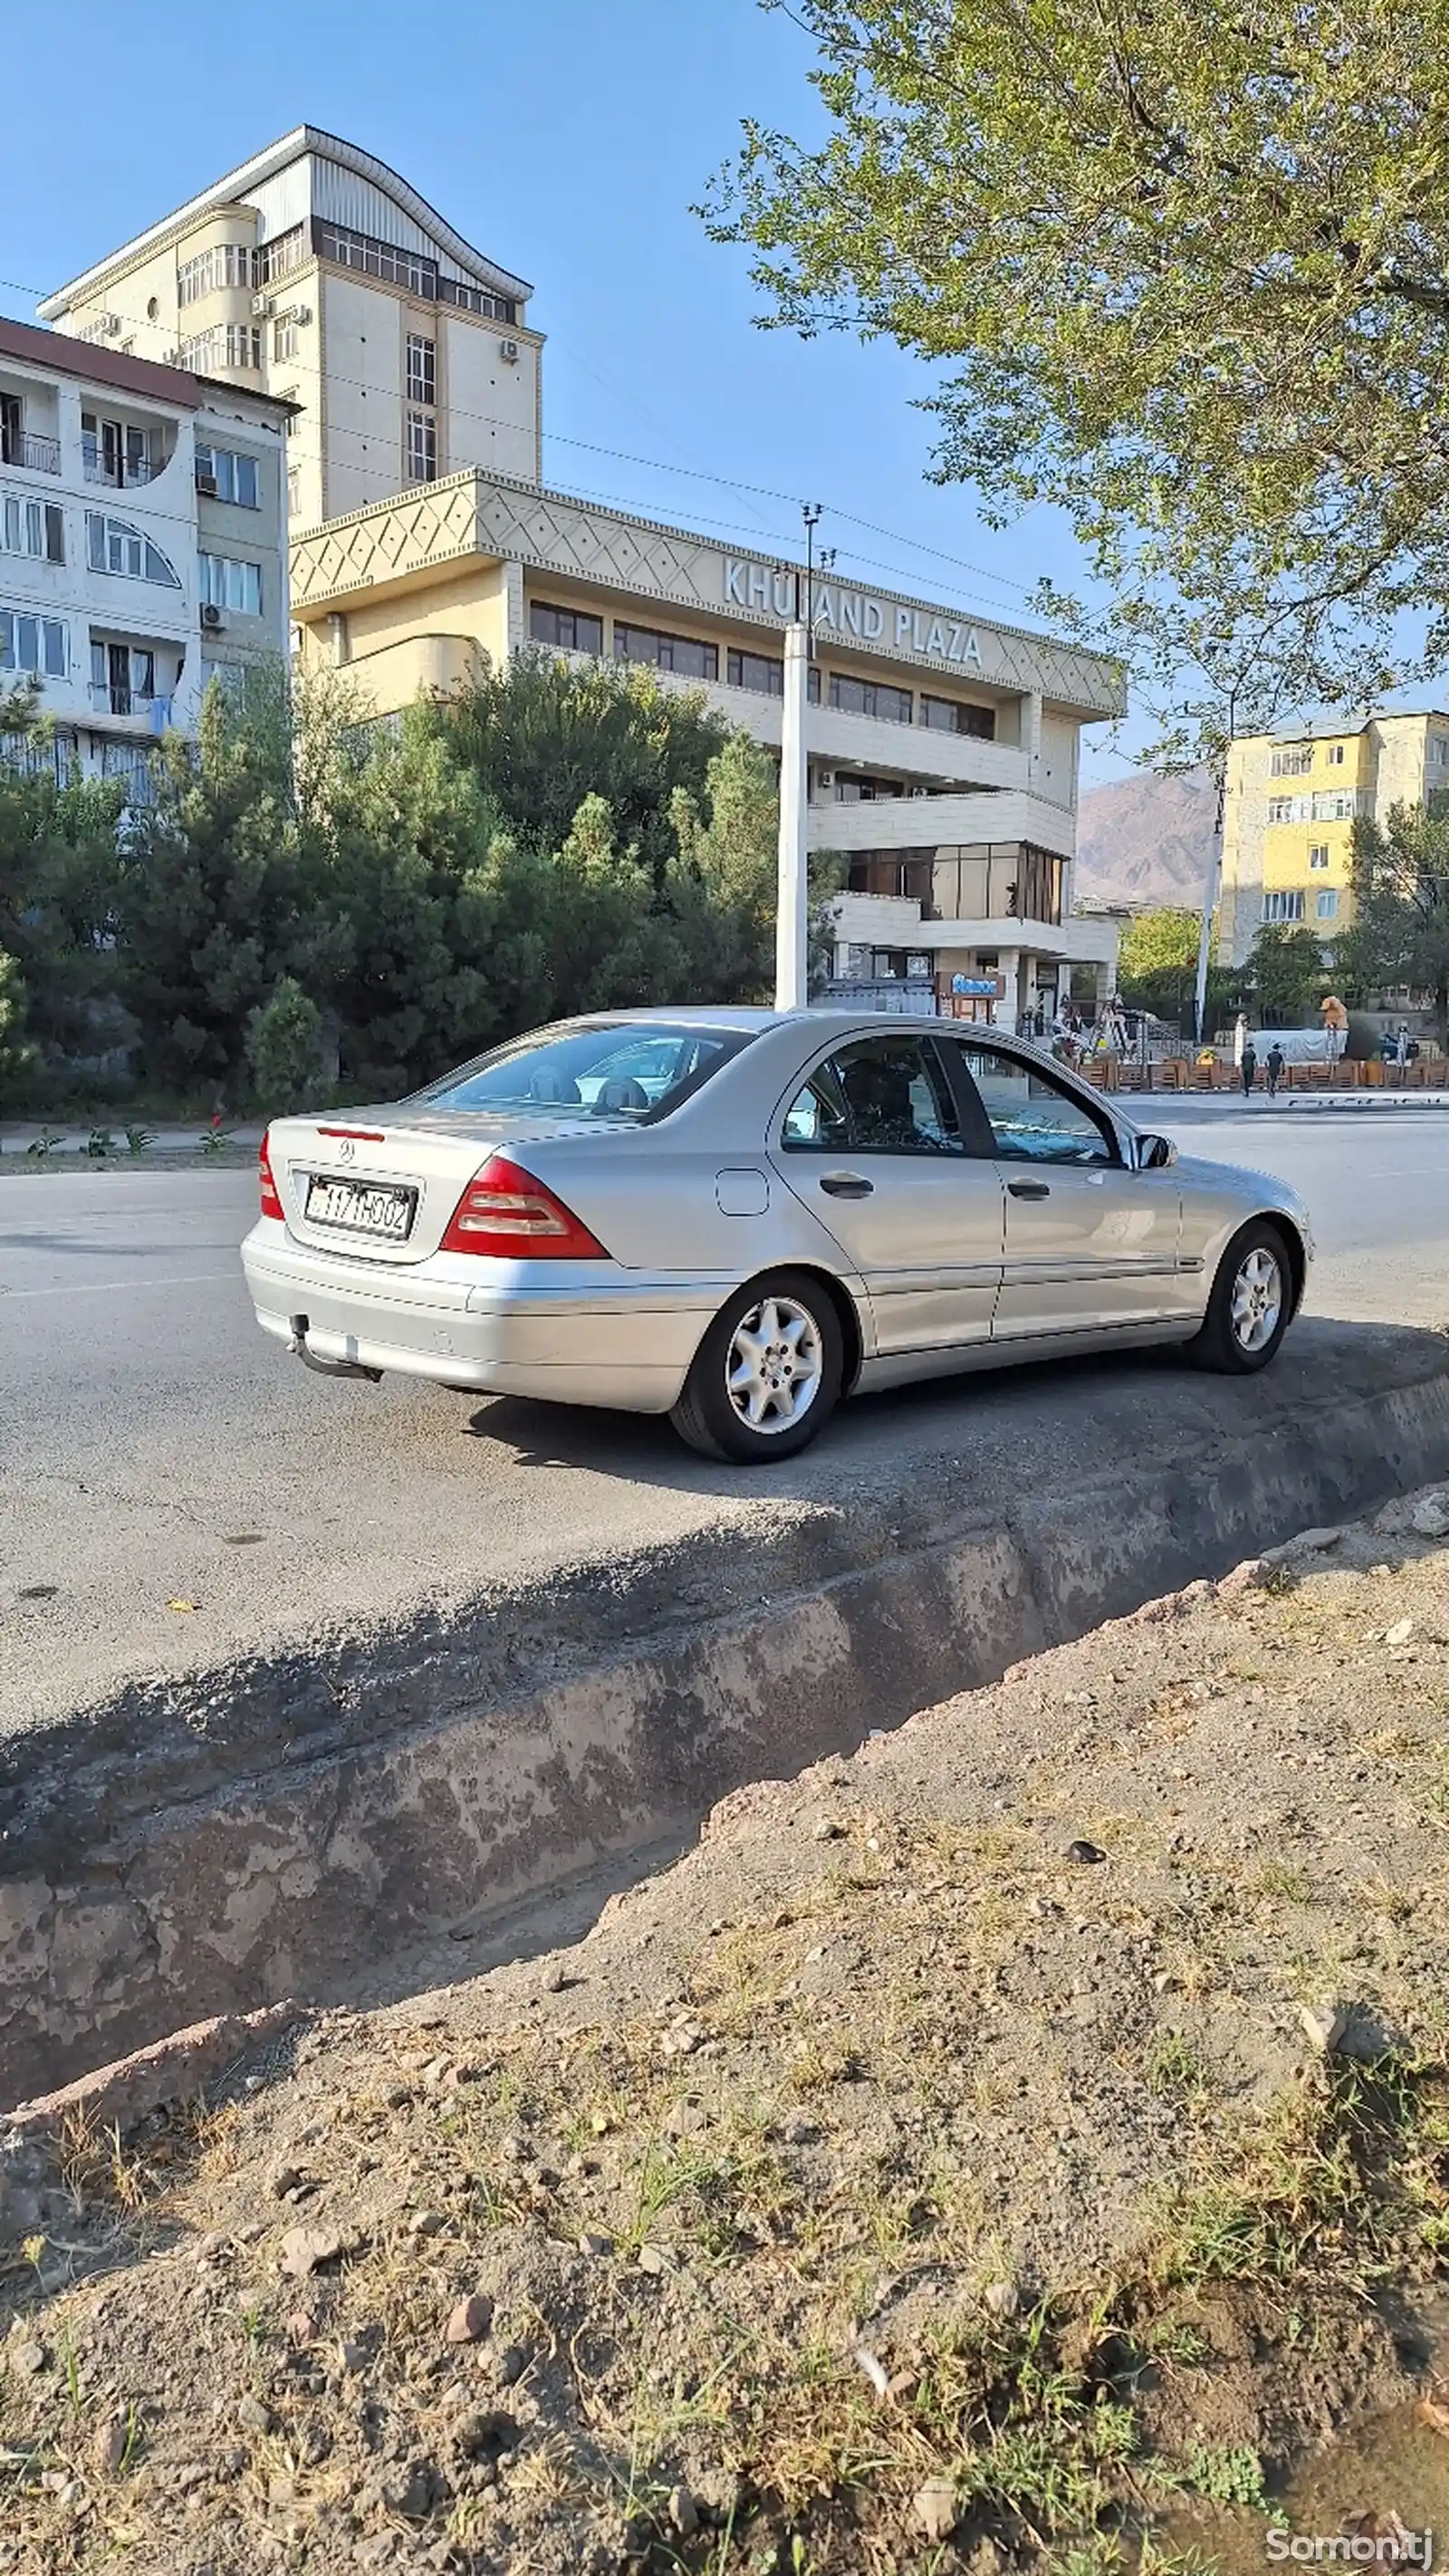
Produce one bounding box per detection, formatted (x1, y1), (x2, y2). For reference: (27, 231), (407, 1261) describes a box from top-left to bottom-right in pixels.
(948, 1043), (1115, 1166)
(782, 1036), (964, 1155)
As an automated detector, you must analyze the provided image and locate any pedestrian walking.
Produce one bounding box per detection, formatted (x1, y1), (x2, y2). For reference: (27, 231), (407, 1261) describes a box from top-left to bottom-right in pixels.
(1266, 1042), (1285, 1097)
(1241, 1039), (1258, 1098)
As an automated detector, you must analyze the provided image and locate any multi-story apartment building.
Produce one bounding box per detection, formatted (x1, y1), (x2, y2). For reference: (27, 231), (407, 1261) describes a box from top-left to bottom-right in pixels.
(39, 129), (539, 531)
(44, 130), (1123, 1023)
(289, 470), (1126, 1024)
(0, 316), (290, 790)
(1221, 711), (1449, 966)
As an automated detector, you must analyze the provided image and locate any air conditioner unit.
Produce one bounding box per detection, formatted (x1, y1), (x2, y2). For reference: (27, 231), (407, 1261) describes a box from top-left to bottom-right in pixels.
(817, 768), (834, 787)
(292, 305), (312, 327)
(200, 601), (226, 631)
(104, 314), (122, 338)
(195, 471), (218, 496)
(498, 337), (520, 364)
(250, 293), (273, 318)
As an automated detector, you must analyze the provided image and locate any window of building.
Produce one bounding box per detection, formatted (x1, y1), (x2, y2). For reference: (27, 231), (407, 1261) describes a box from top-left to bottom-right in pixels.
(286, 467), (301, 516)
(1431, 735), (1449, 768)
(316, 221), (438, 300)
(405, 410), (437, 484)
(1309, 843), (1330, 870)
(836, 774), (905, 803)
(612, 620), (718, 681)
(280, 397), (299, 436)
(530, 601), (604, 654)
(1266, 790), (1362, 825)
(257, 226), (308, 286)
(177, 243), (259, 305)
(177, 325), (262, 373)
(1316, 889), (1339, 920)
(1270, 745), (1314, 777)
(273, 318), (300, 362)
(197, 551), (262, 615)
(1, 495), (63, 562)
(920, 694), (994, 739)
(406, 334), (437, 406)
(0, 607), (66, 678)
(86, 513), (181, 587)
(194, 442), (260, 508)
(437, 275), (518, 322)
(1326, 743), (1346, 766)
(846, 852), (934, 900)
(91, 639), (160, 716)
(726, 646), (783, 697)
(82, 414), (157, 490)
(829, 671), (913, 724)
(1262, 889), (1307, 923)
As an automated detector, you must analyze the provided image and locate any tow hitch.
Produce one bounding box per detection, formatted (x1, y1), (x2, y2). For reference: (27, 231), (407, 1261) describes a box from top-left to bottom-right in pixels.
(287, 1313), (382, 1382)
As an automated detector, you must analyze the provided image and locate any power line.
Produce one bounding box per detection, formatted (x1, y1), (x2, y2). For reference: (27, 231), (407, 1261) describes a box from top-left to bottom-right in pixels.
(82, 303), (1040, 611)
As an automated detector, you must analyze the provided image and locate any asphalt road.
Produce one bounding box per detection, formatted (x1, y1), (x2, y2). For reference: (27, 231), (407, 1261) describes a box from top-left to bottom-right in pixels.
(4, 1109), (1448, 1735)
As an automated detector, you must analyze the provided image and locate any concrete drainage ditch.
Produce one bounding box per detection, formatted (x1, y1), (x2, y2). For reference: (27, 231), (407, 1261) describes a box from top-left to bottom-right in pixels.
(5, 1320), (1449, 2109)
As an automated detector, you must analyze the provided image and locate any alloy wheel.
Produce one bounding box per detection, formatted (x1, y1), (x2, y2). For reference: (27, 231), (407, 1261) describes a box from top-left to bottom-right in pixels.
(724, 1293), (824, 1434)
(1230, 1245), (1282, 1352)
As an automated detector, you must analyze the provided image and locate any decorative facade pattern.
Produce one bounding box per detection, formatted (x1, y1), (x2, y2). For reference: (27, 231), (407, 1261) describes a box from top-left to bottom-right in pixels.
(290, 466), (1124, 718)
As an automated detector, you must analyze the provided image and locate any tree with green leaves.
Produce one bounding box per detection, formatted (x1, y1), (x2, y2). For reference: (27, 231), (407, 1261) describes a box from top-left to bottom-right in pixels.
(1116, 905), (1237, 1032)
(707, 1), (1449, 725)
(0, 684), (129, 1095)
(427, 650), (733, 884)
(1248, 925), (1332, 1027)
(1339, 801), (1449, 1045)
(118, 678), (334, 1099)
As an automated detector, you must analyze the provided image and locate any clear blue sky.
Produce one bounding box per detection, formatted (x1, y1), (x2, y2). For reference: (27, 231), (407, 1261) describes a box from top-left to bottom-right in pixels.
(0, 0), (1137, 782)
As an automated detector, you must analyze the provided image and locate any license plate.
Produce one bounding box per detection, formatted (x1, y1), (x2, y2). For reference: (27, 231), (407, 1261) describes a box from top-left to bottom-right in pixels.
(304, 1175), (417, 1238)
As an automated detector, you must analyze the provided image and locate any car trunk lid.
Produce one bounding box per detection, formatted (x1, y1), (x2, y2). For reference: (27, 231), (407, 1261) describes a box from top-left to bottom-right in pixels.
(265, 1109), (605, 1265)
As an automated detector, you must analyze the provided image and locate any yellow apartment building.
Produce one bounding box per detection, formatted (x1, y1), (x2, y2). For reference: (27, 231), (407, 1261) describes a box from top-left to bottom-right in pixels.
(1222, 712), (1449, 964)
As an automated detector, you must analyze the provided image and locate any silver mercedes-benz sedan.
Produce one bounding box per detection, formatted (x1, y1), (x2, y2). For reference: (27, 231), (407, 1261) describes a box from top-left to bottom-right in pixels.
(241, 1007), (1312, 1463)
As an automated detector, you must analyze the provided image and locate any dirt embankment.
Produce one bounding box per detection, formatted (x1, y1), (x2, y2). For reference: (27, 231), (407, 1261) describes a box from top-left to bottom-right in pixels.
(3, 1496), (1448, 2574)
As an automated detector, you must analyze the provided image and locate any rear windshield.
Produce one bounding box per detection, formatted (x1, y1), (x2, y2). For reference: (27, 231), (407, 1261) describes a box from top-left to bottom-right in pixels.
(413, 1022), (756, 1120)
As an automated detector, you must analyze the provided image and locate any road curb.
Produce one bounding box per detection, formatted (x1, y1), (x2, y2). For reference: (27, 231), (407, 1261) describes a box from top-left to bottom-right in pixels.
(7, 1332), (1449, 2106)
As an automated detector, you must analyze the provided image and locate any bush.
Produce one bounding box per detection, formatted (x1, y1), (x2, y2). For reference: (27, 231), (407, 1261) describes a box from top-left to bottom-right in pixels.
(245, 976), (326, 1111)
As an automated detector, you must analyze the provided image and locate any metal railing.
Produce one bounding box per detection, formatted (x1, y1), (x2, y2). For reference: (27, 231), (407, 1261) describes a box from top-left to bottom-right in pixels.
(89, 684), (172, 728)
(82, 450), (160, 489)
(0, 429), (61, 475)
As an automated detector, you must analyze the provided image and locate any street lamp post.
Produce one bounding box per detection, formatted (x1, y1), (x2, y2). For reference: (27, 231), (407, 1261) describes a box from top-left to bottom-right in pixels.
(774, 505), (822, 1012)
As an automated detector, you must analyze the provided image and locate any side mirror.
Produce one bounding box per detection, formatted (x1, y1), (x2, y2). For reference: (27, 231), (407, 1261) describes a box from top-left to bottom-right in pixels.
(1128, 1131), (1177, 1171)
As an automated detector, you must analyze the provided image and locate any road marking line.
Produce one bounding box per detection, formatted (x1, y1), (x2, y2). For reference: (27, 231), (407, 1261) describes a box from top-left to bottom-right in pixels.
(0, 1272), (236, 1299)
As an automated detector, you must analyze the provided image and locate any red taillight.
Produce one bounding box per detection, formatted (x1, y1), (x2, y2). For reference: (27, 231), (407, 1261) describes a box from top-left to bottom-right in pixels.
(259, 1129), (284, 1221)
(438, 1153), (608, 1260)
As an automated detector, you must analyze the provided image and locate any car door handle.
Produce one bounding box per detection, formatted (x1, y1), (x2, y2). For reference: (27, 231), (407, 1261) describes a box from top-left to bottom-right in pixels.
(819, 1171), (874, 1198)
(1007, 1178), (1051, 1200)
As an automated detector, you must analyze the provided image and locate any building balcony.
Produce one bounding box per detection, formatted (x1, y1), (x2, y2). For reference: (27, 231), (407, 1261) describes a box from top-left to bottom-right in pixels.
(83, 453), (160, 490)
(89, 684), (173, 730)
(0, 428), (61, 475)
(830, 889), (1118, 966)
(808, 788), (1077, 860)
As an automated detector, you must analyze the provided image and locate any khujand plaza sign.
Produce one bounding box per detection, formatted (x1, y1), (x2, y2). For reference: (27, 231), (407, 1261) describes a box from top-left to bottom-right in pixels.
(723, 559), (985, 668)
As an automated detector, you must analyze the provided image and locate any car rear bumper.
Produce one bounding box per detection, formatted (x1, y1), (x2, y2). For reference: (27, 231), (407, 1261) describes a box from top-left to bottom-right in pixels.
(241, 1225), (728, 1412)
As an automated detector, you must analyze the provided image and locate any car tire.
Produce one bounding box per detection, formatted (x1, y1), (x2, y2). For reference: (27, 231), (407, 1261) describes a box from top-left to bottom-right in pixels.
(669, 1269), (845, 1463)
(1186, 1220), (1294, 1374)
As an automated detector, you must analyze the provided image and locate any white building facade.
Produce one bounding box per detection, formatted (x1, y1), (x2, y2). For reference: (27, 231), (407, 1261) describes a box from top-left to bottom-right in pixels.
(39, 129), (539, 533)
(0, 316), (290, 790)
(43, 130), (1123, 1019)
(290, 469), (1127, 1024)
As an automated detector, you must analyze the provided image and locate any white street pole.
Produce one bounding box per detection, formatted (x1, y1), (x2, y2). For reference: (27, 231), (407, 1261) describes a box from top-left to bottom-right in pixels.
(775, 619), (810, 1010)
(1193, 754), (1230, 1045)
